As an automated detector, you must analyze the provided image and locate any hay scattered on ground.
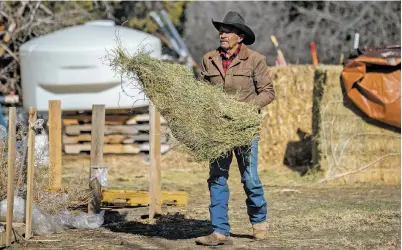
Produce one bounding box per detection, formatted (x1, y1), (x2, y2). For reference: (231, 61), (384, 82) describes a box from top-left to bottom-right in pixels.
(34, 165), (91, 215)
(312, 66), (401, 184)
(107, 43), (262, 162)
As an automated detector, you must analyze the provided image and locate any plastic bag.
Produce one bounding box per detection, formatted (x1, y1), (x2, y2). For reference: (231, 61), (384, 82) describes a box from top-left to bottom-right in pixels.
(0, 197), (105, 236)
(0, 196), (26, 223)
(90, 166), (108, 188)
(58, 210), (105, 229)
(32, 206), (64, 235)
(35, 132), (49, 167)
(0, 196), (63, 235)
(0, 124), (6, 141)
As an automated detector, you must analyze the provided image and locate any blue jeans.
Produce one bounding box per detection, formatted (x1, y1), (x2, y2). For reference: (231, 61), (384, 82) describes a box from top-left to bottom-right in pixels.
(208, 136), (267, 236)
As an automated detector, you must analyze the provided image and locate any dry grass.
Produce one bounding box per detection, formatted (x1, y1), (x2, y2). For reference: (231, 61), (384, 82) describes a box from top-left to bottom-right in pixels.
(106, 43), (262, 162)
(0, 126), (91, 216)
(312, 66), (401, 184)
(26, 153), (401, 250)
(34, 165), (91, 215)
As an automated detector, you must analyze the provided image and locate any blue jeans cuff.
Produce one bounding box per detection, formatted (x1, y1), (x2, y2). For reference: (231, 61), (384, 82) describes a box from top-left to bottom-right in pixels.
(213, 228), (230, 237)
(251, 220), (267, 225)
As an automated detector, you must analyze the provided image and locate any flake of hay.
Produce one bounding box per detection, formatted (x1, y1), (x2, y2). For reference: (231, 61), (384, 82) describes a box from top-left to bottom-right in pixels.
(312, 66), (401, 184)
(107, 43), (262, 162)
(259, 65), (315, 168)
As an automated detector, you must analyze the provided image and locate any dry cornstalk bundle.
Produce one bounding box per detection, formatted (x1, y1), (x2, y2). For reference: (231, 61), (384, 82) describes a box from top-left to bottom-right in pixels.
(312, 66), (401, 184)
(107, 44), (262, 162)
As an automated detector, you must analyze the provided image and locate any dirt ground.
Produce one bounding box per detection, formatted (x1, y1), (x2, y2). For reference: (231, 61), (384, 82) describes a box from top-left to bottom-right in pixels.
(19, 153), (400, 250)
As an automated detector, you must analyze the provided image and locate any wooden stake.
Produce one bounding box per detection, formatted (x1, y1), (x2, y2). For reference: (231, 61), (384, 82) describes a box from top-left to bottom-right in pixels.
(149, 102), (162, 219)
(340, 53), (345, 65)
(6, 107), (16, 246)
(270, 35), (287, 66)
(25, 107), (36, 240)
(48, 100), (62, 190)
(88, 105), (105, 214)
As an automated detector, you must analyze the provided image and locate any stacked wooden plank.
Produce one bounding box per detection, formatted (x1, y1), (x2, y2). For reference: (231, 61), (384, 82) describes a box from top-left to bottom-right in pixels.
(62, 107), (170, 154)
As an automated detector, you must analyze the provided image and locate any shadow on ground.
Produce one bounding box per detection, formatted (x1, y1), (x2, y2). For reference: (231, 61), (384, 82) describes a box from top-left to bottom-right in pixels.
(108, 212), (213, 240)
(283, 128), (314, 176)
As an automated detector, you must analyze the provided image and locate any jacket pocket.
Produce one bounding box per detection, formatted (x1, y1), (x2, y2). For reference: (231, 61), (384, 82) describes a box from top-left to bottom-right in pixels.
(232, 69), (253, 90)
(204, 70), (222, 85)
(233, 70), (252, 77)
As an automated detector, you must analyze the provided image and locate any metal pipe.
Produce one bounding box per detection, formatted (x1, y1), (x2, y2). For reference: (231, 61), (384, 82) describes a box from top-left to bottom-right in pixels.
(159, 10), (190, 58)
(159, 9), (199, 70)
(150, 11), (184, 57)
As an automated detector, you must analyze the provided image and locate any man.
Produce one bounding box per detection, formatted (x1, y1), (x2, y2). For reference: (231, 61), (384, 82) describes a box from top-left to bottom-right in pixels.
(195, 11), (275, 246)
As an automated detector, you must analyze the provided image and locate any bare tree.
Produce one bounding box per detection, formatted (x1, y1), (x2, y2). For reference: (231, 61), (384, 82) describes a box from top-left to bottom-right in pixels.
(0, 1), (116, 97)
(0, 1), (188, 99)
(183, 1), (401, 65)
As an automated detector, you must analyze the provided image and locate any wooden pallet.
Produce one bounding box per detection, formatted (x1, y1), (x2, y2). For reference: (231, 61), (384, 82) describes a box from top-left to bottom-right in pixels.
(62, 106), (149, 125)
(101, 190), (188, 207)
(62, 133), (168, 144)
(122, 134), (168, 144)
(64, 143), (140, 154)
(137, 143), (170, 153)
(63, 143), (170, 154)
(62, 113), (168, 126)
(62, 106), (148, 116)
(64, 124), (155, 136)
(61, 106), (171, 155)
(125, 114), (167, 125)
(63, 115), (130, 126)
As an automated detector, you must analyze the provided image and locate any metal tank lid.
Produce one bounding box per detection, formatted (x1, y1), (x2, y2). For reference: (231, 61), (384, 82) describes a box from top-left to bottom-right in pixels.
(19, 20), (160, 54)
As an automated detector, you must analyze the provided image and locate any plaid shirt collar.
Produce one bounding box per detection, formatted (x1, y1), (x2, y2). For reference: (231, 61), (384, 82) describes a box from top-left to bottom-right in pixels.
(219, 45), (241, 73)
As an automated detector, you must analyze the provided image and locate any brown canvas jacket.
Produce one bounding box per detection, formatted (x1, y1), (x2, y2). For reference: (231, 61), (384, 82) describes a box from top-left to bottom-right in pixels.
(200, 44), (275, 110)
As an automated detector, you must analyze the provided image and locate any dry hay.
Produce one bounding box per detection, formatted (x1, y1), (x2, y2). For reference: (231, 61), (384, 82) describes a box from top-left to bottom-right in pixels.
(0, 123), (90, 216)
(259, 65), (315, 169)
(107, 44), (262, 162)
(312, 66), (401, 184)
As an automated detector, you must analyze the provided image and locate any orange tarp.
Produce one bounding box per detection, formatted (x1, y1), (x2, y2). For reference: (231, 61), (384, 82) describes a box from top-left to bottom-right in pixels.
(341, 45), (401, 128)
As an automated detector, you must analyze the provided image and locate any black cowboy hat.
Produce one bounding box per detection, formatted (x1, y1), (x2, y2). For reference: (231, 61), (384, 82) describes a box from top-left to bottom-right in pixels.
(212, 11), (255, 45)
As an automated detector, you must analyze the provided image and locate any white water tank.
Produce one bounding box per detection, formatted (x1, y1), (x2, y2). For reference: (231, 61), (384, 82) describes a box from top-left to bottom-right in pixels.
(19, 20), (162, 111)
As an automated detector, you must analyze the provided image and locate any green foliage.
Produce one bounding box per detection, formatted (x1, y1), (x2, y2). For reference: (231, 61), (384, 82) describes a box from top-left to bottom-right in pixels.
(125, 1), (188, 34)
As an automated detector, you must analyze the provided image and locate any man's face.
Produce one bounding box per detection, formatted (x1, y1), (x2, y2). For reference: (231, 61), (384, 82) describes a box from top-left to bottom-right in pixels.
(219, 25), (244, 51)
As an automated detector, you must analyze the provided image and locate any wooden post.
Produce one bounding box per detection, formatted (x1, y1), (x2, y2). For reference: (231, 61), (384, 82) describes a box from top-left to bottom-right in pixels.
(149, 102), (162, 219)
(6, 107), (16, 246)
(48, 100), (62, 190)
(88, 105), (105, 214)
(340, 53), (345, 65)
(25, 107), (36, 240)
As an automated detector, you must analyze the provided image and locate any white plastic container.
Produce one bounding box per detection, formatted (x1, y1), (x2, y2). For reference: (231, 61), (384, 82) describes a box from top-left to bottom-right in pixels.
(19, 20), (162, 111)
